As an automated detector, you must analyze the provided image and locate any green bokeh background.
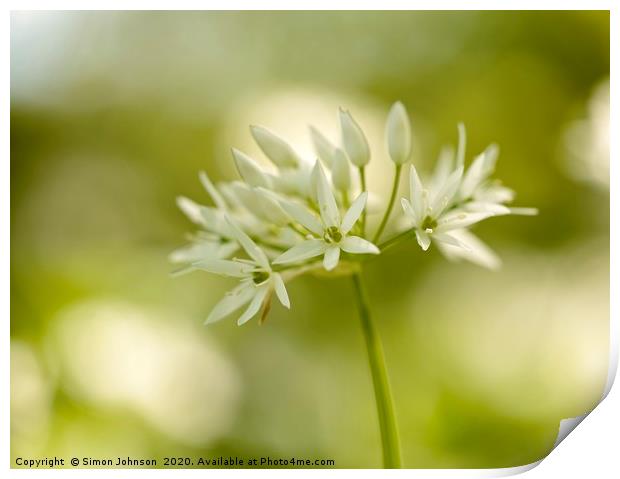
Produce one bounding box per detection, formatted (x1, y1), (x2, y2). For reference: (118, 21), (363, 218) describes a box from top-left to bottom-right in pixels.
(11, 11), (609, 468)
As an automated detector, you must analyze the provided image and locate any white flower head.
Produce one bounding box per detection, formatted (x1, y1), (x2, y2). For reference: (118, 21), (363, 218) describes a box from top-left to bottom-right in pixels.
(274, 162), (379, 271)
(174, 102), (539, 325)
(196, 217), (290, 326)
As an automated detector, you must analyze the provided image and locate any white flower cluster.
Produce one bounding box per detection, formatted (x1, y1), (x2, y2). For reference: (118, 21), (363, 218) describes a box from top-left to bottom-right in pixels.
(172, 102), (536, 325)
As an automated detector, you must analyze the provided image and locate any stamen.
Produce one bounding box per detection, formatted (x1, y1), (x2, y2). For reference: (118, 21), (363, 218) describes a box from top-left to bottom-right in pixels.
(323, 226), (343, 244)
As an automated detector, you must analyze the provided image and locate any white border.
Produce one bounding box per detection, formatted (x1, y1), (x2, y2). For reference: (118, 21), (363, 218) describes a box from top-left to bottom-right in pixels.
(3, 2), (616, 477)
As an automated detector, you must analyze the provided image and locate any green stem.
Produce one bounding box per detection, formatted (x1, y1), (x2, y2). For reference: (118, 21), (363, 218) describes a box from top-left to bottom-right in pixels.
(372, 164), (402, 244)
(351, 272), (402, 468)
(358, 167), (367, 235)
(342, 190), (350, 210)
(378, 227), (416, 253)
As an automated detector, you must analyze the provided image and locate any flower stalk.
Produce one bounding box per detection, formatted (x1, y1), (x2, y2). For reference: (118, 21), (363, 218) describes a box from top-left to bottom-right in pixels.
(372, 164), (403, 243)
(352, 272), (401, 469)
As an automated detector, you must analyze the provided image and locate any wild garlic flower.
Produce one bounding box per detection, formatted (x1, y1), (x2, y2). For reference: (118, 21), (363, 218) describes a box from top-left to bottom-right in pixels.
(195, 217), (289, 325)
(400, 124), (537, 266)
(401, 163), (494, 251)
(173, 100), (536, 324)
(172, 100), (538, 470)
(274, 162), (379, 271)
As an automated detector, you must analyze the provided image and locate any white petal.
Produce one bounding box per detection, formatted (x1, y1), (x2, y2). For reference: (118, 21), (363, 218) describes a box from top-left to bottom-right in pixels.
(229, 182), (267, 219)
(272, 273), (290, 309)
(341, 192), (367, 234)
(456, 123), (467, 168)
(308, 160), (320, 203)
(508, 207), (539, 216)
(323, 246), (341, 271)
(176, 196), (205, 225)
(331, 148), (351, 192)
(169, 240), (238, 264)
(339, 108), (370, 166)
(225, 217), (270, 269)
(273, 239), (327, 264)
(205, 283), (255, 324)
(432, 232), (471, 251)
(341, 236), (380, 255)
(435, 211), (493, 232)
(314, 162), (340, 227)
(200, 207), (234, 238)
(250, 125), (300, 168)
(474, 184), (515, 204)
(237, 286), (270, 325)
(386, 101), (412, 165)
(400, 198), (418, 225)
(230, 182), (289, 226)
(170, 265), (197, 277)
(459, 152), (487, 200)
(199, 171), (227, 210)
(429, 165), (463, 217)
(483, 144), (499, 175)
(271, 165), (312, 198)
(252, 187), (290, 225)
(408, 165), (425, 223)
(464, 201), (511, 215)
(415, 230), (431, 251)
(278, 198), (323, 235)
(309, 126), (336, 167)
(435, 229), (502, 270)
(431, 146), (454, 192)
(192, 259), (252, 277)
(232, 148), (272, 188)
(459, 144), (498, 200)
(218, 182), (243, 209)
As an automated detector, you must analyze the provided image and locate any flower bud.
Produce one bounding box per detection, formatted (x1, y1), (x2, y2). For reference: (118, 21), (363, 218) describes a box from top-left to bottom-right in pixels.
(231, 148), (272, 188)
(330, 148), (351, 192)
(230, 182), (288, 226)
(309, 126), (336, 167)
(254, 187), (291, 226)
(250, 125), (300, 169)
(339, 108), (370, 167)
(386, 101), (412, 165)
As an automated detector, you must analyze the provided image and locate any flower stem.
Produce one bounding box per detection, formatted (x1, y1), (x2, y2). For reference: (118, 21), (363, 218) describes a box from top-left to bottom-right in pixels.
(351, 272), (402, 468)
(372, 164), (402, 244)
(378, 227), (416, 253)
(358, 166), (367, 235)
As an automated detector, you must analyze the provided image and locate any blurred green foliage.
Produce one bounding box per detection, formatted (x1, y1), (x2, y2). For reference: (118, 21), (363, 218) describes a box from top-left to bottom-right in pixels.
(11, 11), (609, 468)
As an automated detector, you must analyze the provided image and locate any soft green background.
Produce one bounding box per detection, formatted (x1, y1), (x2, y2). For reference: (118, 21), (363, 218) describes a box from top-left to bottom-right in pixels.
(11, 11), (609, 468)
